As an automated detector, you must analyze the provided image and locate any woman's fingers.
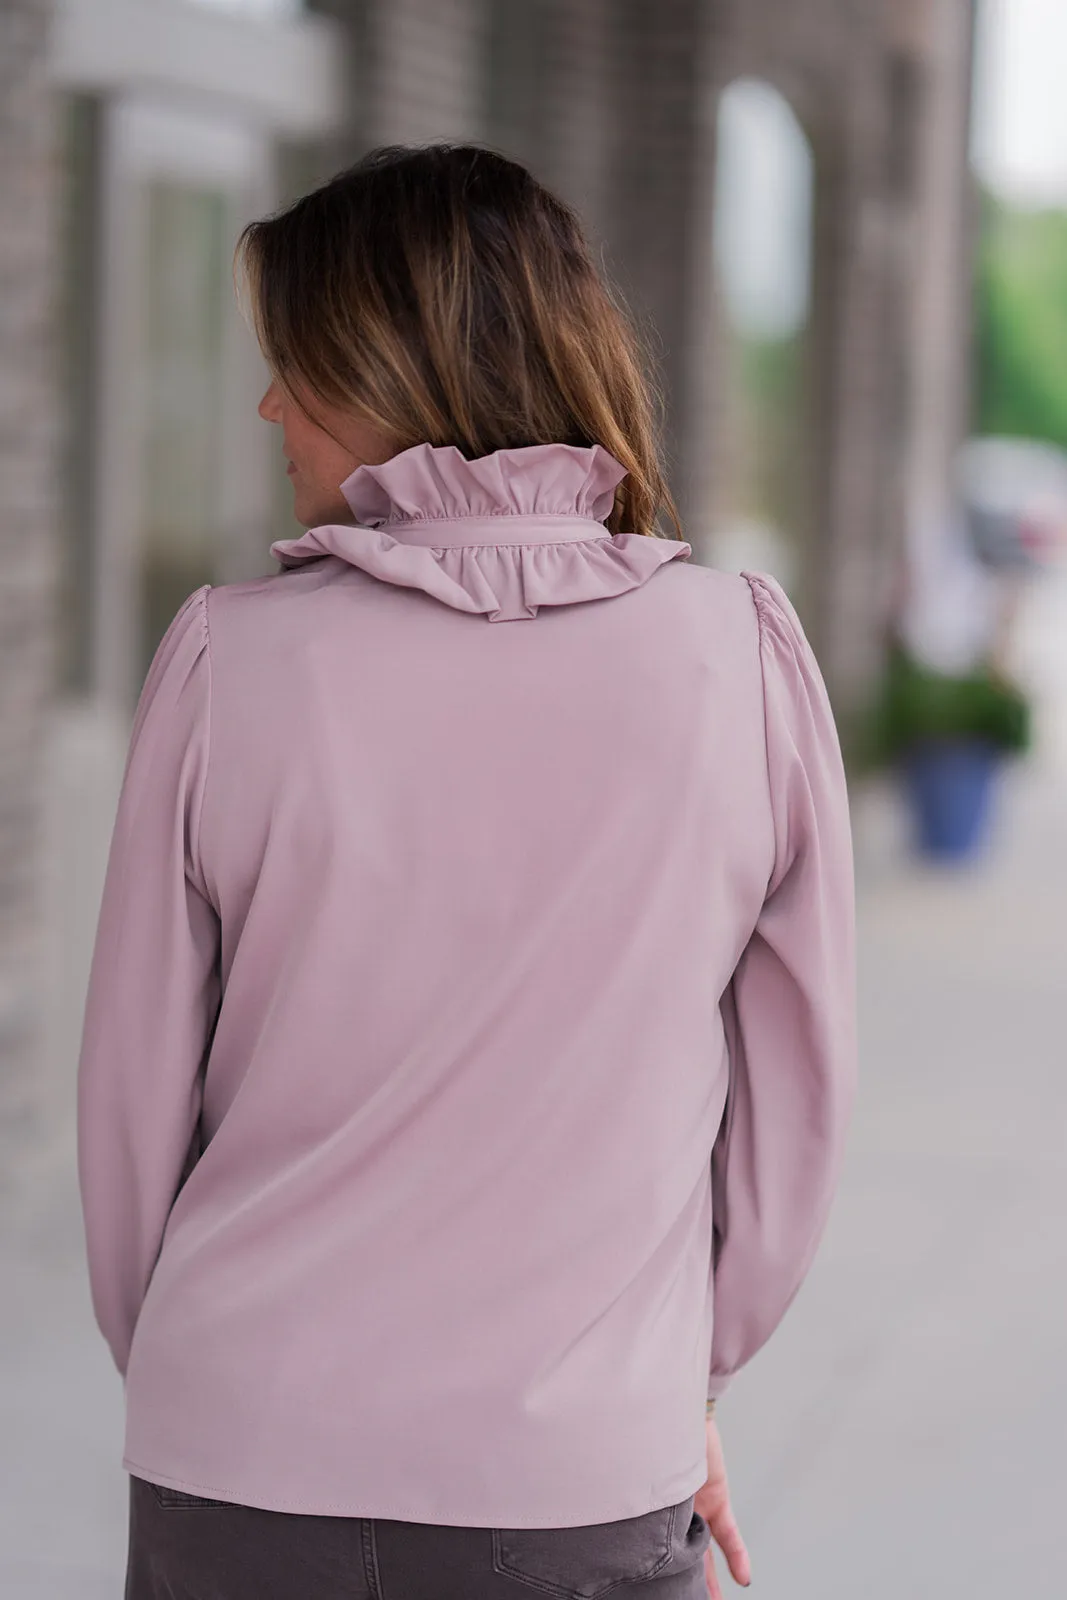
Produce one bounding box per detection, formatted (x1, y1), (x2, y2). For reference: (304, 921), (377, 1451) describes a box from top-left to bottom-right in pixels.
(706, 1503), (752, 1588)
(703, 1544), (725, 1600)
(697, 1418), (752, 1590)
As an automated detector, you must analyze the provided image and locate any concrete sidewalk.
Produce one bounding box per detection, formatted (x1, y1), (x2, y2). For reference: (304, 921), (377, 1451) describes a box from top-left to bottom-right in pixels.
(2, 756), (1065, 1597)
(723, 757), (1067, 1599)
(0, 1148), (127, 1599)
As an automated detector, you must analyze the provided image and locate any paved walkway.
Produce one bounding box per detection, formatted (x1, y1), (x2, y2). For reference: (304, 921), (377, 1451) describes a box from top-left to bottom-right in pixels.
(3, 569), (1066, 1596)
(725, 756), (1067, 1598)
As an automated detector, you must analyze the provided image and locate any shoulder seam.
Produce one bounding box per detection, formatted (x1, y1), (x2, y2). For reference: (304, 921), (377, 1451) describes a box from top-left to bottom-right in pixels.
(196, 585), (214, 904)
(739, 568), (775, 631)
(740, 571), (778, 899)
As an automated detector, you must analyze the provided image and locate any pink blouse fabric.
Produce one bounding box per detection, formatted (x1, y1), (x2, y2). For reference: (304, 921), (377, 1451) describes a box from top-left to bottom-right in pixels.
(76, 441), (857, 1528)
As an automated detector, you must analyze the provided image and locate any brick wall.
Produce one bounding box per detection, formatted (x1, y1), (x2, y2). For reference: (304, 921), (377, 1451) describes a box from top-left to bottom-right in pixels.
(309, 0), (979, 721)
(697, 0), (977, 718)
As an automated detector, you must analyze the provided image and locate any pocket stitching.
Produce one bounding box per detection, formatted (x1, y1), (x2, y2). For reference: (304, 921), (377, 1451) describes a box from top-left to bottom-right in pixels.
(147, 1480), (232, 1511)
(490, 1501), (678, 1599)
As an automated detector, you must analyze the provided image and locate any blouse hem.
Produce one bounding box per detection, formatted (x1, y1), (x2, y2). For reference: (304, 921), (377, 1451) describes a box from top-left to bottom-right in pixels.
(121, 1453), (710, 1527)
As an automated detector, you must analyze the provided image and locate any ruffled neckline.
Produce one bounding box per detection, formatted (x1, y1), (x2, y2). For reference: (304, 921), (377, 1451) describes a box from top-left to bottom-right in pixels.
(270, 442), (691, 622)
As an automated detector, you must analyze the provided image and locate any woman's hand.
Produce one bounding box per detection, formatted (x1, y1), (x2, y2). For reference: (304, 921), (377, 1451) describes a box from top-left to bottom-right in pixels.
(694, 1417), (751, 1595)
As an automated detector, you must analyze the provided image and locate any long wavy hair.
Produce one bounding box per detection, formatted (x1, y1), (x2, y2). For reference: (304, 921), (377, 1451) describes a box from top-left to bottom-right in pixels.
(235, 142), (682, 540)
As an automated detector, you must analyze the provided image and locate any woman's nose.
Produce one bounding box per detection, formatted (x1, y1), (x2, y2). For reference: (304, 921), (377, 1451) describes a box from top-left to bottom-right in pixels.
(258, 382), (282, 424)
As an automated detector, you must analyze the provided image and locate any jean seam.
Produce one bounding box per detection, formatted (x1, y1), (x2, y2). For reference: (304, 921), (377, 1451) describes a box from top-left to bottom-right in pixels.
(490, 1501), (679, 1598)
(361, 1519), (384, 1600)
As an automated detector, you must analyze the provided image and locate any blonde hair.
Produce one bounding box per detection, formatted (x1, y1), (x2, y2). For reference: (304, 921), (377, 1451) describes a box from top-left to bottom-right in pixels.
(235, 142), (682, 540)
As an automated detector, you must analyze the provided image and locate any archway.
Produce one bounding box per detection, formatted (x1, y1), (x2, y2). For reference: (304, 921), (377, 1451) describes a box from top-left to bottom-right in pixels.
(708, 76), (815, 588)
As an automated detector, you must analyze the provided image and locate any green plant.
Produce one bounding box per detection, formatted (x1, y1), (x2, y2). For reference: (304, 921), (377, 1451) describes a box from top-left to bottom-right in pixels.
(858, 642), (1033, 770)
(973, 188), (1067, 452)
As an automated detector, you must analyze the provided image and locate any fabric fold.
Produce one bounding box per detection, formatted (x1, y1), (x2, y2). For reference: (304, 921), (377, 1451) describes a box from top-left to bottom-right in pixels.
(271, 523), (690, 621)
(338, 440), (629, 527)
(270, 441), (691, 621)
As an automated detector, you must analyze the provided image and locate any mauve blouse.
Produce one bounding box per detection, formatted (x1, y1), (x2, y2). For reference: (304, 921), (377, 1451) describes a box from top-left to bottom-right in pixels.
(76, 441), (857, 1528)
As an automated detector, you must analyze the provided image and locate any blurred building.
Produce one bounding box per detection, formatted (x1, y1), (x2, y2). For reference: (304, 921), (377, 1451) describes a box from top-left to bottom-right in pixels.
(1, 0), (977, 1157)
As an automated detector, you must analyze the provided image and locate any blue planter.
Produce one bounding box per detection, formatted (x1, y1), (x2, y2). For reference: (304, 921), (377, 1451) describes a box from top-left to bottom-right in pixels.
(903, 738), (1000, 861)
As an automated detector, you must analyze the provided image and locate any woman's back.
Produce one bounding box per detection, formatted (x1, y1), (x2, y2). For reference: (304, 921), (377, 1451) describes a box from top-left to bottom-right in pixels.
(77, 439), (855, 1527)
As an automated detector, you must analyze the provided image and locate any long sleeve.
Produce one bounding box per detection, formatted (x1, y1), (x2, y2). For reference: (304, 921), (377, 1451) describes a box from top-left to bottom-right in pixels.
(706, 570), (858, 1401)
(76, 584), (220, 1379)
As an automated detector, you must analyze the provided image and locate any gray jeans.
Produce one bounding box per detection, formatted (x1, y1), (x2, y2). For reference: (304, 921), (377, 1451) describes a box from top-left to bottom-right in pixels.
(125, 1476), (712, 1599)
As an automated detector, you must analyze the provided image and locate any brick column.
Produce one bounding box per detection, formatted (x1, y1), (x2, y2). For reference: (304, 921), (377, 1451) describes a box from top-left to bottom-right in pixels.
(310, 0), (485, 162)
(599, 0), (715, 534)
(0, 0), (60, 1165)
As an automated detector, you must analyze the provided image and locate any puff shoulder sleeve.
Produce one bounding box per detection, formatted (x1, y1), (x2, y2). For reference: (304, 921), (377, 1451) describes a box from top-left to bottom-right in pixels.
(76, 585), (220, 1379)
(707, 570), (858, 1400)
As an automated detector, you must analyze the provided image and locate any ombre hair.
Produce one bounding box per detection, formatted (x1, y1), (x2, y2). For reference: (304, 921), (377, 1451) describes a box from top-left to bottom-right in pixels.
(235, 143), (682, 540)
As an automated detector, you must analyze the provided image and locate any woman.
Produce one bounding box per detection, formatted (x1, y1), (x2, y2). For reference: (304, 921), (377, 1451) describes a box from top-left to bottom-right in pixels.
(77, 143), (857, 1600)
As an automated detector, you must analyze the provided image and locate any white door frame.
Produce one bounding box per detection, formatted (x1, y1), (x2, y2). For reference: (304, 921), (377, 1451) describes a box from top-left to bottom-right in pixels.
(90, 94), (281, 708)
(49, 0), (346, 140)
(48, 0), (348, 709)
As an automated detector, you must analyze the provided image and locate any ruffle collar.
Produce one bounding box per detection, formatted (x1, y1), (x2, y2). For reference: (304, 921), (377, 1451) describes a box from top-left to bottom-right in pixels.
(339, 440), (627, 529)
(270, 442), (691, 623)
